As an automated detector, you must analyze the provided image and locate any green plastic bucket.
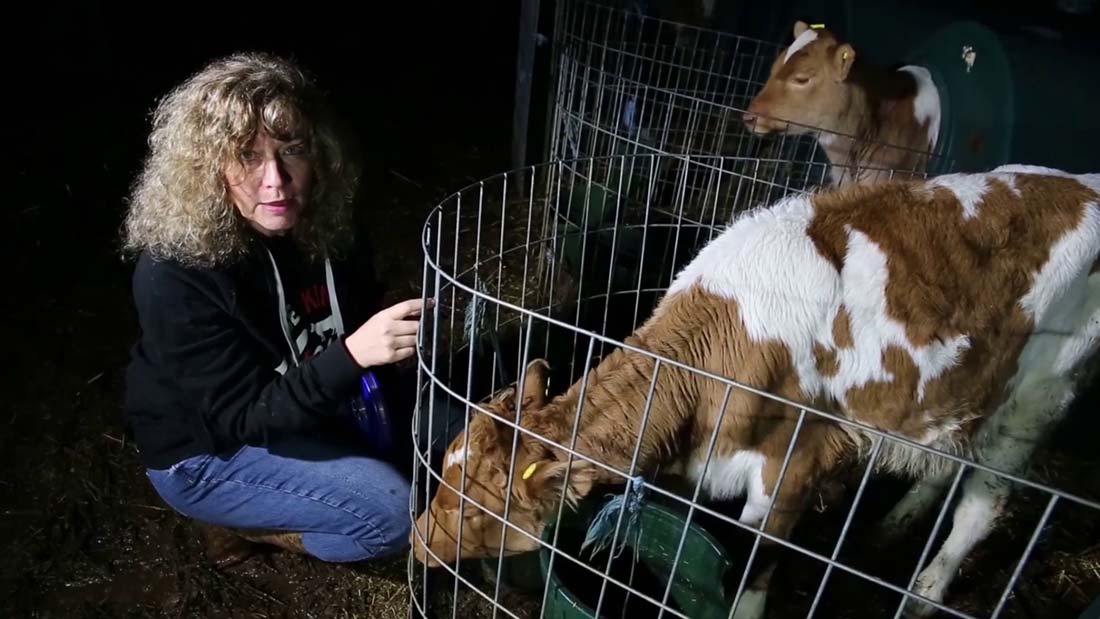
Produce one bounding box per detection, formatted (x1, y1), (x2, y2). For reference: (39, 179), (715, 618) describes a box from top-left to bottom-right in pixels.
(481, 552), (547, 594)
(537, 498), (734, 619)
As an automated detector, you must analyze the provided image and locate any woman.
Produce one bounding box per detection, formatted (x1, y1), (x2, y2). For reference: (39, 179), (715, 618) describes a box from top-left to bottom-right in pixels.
(122, 52), (424, 568)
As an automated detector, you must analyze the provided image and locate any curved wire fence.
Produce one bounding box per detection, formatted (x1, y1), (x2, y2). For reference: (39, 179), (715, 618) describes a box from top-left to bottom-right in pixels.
(407, 154), (1100, 619)
(547, 0), (953, 188)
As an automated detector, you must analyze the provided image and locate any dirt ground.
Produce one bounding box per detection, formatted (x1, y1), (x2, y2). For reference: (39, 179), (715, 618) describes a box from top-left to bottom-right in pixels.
(3, 3), (1099, 619)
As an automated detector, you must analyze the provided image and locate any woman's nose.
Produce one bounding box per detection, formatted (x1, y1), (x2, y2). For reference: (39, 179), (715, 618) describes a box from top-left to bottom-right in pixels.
(260, 157), (288, 189)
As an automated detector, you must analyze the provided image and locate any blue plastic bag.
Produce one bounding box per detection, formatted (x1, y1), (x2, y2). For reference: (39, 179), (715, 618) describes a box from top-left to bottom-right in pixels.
(349, 370), (393, 454)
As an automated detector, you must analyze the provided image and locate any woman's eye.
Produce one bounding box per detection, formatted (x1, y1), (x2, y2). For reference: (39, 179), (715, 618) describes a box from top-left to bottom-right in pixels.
(283, 143), (307, 157)
(240, 150), (258, 162)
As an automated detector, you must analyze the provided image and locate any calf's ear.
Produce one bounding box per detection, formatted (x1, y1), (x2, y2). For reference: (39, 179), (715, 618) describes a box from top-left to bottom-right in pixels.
(834, 43), (856, 81)
(519, 359), (551, 408)
(482, 358), (550, 414)
(518, 458), (597, 509)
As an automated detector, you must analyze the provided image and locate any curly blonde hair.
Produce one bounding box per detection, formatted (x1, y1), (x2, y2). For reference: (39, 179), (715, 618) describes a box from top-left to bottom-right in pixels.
(123, 52), (359, 267)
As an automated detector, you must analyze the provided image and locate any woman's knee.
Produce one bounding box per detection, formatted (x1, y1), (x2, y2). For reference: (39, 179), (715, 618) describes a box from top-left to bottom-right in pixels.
(307, 483), (411, 562)
(303, 523), (408, 562)
(347, 468), (412, 559)
(364, 479), (413, 556)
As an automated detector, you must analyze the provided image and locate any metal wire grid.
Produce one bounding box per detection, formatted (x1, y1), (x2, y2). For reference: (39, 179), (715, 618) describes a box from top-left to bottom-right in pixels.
(553, 0), (782, 116)
(546, 0), (951, 186)
(407, 154), (1100, 619)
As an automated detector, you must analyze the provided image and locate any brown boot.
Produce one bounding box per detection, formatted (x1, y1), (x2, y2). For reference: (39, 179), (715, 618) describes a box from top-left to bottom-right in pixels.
(235, 529), (308, 555)
(199, 524), (258, 570)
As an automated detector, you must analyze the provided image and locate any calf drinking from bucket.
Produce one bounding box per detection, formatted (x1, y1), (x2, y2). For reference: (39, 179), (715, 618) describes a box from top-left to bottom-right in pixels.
(413, 166), (1100, 618)
(744, 21), (942, 187)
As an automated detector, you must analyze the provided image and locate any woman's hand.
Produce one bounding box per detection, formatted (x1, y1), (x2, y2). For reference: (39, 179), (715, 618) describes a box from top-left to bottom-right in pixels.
(344, 298), (431, 368)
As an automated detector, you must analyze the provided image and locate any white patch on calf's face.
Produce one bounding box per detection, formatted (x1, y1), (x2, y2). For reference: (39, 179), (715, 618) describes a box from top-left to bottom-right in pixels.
(444, 446), (467, 469)
(783, 29), (818, 64)
(898, 66), (942, 149)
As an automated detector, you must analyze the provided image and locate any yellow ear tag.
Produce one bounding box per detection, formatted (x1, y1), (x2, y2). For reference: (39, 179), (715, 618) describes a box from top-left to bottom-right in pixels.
(843, 51), (849, 60)
(810, 23), (825, 29)
(522, 463), (538, 480)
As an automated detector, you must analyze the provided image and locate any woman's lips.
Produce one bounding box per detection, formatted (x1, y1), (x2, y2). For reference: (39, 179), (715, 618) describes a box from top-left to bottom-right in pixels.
(262, 199), (293, 214)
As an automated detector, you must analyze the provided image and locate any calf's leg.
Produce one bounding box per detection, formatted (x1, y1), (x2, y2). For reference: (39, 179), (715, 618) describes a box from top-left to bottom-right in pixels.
(729, 459), (817, 619)
(906, 376), (1079, 617)
(875, 467), (956, 542)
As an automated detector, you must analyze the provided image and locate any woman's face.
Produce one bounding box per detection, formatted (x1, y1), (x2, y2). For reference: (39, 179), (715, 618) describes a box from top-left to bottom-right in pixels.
(224, 131), (313, 236)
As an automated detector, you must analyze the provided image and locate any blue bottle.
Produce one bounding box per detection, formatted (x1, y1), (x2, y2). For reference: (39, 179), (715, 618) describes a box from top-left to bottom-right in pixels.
(349, 370), (393, 455)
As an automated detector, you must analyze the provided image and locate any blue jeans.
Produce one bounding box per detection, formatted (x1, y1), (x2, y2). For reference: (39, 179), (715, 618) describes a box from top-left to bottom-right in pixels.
(146, 435), (412, 563)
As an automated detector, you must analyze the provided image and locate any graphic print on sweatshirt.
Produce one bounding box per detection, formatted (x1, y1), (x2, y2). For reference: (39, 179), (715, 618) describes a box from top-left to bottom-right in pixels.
(286, 278), (339, 361)
(264, 237), (342, 365)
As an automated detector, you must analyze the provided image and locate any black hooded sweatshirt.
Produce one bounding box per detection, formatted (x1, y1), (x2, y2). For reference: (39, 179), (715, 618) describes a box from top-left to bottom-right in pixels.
(123, 233), (390, 470)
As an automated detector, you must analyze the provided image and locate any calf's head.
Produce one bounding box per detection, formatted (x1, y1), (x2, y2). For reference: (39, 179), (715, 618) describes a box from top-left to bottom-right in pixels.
(744, 21), (856, 136)
(411, 359), (596, 567)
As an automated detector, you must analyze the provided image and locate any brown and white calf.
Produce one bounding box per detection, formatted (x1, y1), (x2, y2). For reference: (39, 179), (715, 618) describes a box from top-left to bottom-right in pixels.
(744, 21), (941, 187)
(412, 165), (1100, 618)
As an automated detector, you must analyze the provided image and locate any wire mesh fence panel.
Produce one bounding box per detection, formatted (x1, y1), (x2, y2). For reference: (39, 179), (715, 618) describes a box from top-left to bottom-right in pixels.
(407, 154), (1100, 619)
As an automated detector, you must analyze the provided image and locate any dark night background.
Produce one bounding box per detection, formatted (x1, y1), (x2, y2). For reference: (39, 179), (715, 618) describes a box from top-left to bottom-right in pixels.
(3, 1), (1099, 617)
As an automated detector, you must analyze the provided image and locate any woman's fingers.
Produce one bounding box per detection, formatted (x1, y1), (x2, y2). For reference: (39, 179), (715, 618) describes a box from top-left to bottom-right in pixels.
(392, 335), (419, 349)
(386, 297), (435, 319)
(390, 320), (420, 336)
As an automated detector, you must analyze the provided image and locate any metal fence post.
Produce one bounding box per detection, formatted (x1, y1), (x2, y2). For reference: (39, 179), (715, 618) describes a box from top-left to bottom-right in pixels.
(512, 0), (542, 196)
